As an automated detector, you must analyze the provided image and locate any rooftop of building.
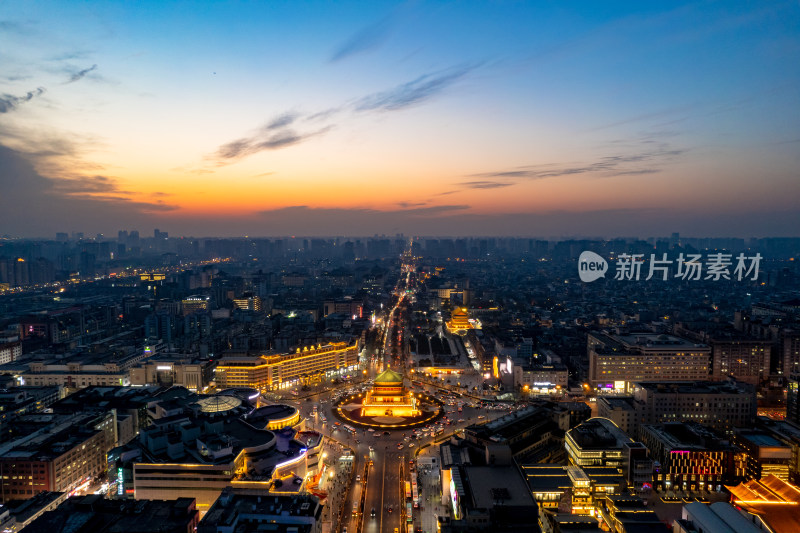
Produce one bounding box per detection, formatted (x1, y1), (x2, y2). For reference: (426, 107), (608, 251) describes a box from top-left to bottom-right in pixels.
(196, 395), (241, 413)
(567, 417), (632, 450)
(614, 332), (708, 350)
(0, 411), (107, 460)
(541, 512), (603, 532)
(51, 385), (163, 411)
(2, 491), (66, 524)
(641, 422), (731, 451)
(634, 381), (752, 395)
(244, 404), (298, 425)
(199, 488), (321, 531)
(521, 363), (568, 371)
(138, 416), (306, 473)
(521, 464), (625, 492)
(467, 407), (561, 448)
(21, 495), (198, 533)
(756, 417), (800, 443)
(597, 396), (635, 410)
(460, 465), (537, 509)
(735, 429), (790, 448)
(374, 368), (403, 384)
(521, 464), (572, 492)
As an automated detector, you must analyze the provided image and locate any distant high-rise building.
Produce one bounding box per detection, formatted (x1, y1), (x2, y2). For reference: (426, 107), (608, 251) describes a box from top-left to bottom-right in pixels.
(788, 373), (800, 426)
(782, 330), (800, 377)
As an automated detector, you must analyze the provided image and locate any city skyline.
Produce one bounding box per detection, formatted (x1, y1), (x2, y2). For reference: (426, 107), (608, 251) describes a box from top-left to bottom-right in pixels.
(2, 1), (799, 238)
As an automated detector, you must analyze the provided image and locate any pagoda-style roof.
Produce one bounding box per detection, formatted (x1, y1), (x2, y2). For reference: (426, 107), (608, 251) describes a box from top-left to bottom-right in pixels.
(374, 368), (403, 384)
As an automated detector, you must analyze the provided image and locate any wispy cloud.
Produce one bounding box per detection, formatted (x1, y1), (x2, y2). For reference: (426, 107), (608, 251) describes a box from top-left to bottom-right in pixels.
(470, 146), (685, 183)
(0, 20), (30, 35)
(209, 63), (479, 163)
(355, 64), (476, 112)
(331, 17), (394, 62)
(613, 169), (662, 176)
(3, 74), (31, 82)
(0, 87), (45, 114)
(53, 174), (119, 194)
(264, 112), (299, 130)
(210, 111), (323, 161)
(212, 125), (332, 162)
(460, 181), (515, 189)
(66, 64), (97, 84)
(258, 204), (469, 218)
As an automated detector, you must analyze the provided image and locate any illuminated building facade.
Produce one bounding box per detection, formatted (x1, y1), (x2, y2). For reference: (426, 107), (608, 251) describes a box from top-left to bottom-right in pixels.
(0, 339), (21, 365)
(215, 342), (358, 391)
(232, 295), (262, 312)
(733, 429), (792, 481)
(588, 332), (711, 391)
(323, 298), (362, 318)
(639, 422), (744, 493)
(361, 369), (418, 418)
(129, 356), (215, 391)
(515, 364), (568, 394)
(631, 380), (757, 435)
(0, 411), (115, 502)
(522, 464), (628, 516)
(709, 336), (770, 385)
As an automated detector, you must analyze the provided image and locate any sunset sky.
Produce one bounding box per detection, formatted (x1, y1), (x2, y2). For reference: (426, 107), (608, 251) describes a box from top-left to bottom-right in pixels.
(1, 1), (799, 238)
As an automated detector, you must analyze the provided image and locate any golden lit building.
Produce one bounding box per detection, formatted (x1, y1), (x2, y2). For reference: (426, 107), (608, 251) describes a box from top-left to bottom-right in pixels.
(215, 342), (359, 391)
(361, 368), (419, 417)
(446, 308), (471, 332)
(233, 295), (262, 312)
(182, 295), (210, 316)
(727, 475), (800, 533)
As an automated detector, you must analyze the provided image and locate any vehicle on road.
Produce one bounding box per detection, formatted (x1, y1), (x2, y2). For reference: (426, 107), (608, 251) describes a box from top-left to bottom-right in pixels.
(371, 508), (376, 517)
